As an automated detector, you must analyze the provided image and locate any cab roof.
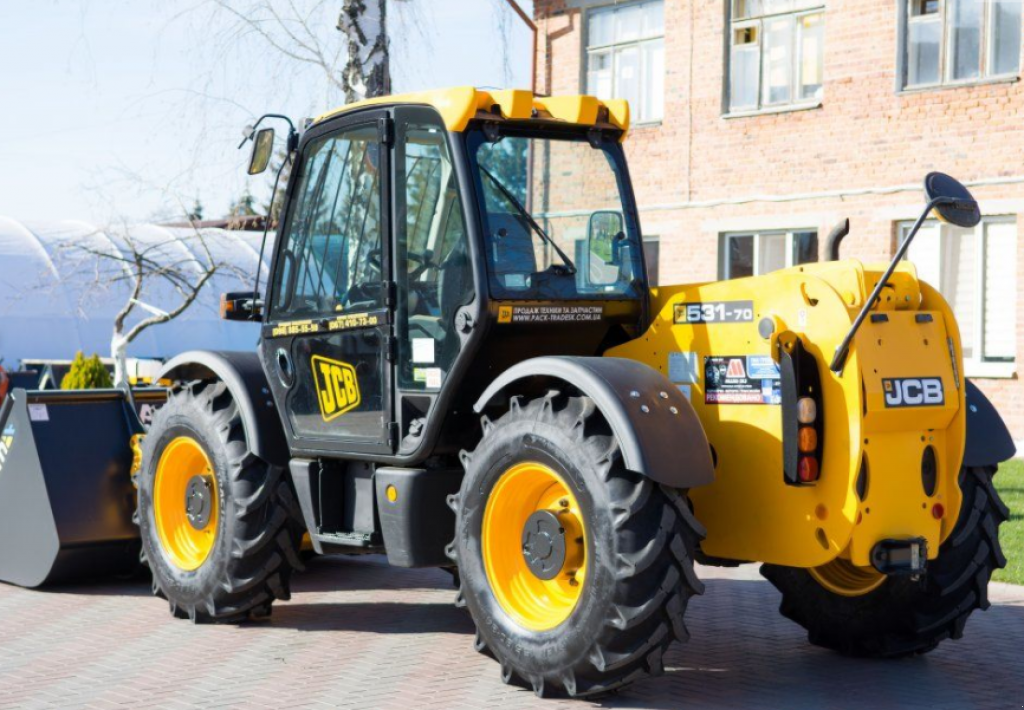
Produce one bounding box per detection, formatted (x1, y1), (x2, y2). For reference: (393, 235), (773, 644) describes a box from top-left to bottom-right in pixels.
(313, 86), (630, 137)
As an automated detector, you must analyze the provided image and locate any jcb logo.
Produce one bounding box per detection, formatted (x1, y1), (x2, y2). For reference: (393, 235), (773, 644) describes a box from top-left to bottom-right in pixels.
(883, 377), (945, 408)
(312, 355), (361, 422)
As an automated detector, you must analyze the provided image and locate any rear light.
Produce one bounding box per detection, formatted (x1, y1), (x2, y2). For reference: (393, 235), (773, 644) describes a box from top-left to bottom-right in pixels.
(932, 503), (945, 519)
(798, 457), (819, 483)
(798, 426), (818, 453)
(797, 397), (817, 424)
(780, 336), (824, 487)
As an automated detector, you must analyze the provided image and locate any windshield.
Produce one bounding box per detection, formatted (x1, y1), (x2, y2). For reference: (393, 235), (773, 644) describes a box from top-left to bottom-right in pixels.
(467, 127), (644, 300)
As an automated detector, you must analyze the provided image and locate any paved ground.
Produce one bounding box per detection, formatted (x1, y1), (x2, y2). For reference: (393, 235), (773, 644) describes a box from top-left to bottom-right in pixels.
(0, 557), (1021, 710)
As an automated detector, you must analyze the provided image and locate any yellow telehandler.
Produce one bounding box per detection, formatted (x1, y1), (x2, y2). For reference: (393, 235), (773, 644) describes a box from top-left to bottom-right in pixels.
(0, 88), (1012, 698)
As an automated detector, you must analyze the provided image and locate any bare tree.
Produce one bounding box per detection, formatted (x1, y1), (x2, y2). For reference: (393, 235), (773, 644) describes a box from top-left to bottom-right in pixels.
(51, 218), (246, 387)
(200, 0), (412, 104)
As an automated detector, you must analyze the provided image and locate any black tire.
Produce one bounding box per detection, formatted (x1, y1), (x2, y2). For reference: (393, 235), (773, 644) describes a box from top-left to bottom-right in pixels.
(136, 381), (305, 622)
(448, 391), (705, 698)
(762, 465), (1009, 657)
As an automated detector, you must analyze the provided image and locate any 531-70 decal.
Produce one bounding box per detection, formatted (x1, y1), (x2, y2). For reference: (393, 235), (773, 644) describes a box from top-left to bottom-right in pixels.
(674, 300), (754, 324)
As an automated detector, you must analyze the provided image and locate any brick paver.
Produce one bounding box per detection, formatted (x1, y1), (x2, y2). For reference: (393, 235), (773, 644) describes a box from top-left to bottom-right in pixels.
(0, 557), (1021, 709)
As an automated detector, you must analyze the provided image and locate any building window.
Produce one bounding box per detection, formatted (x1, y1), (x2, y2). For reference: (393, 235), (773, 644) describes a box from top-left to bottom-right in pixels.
(720, 229), (818, 279)
(586, 0), (665, 123)
(644, 236), (660, 286)
(728, 1), (825, 113)
(901, 217), (1017, 372)
(903, 0), (1022, 89)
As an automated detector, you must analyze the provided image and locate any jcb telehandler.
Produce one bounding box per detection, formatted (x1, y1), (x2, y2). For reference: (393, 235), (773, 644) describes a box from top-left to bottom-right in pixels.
(0, 87), (1014, 698)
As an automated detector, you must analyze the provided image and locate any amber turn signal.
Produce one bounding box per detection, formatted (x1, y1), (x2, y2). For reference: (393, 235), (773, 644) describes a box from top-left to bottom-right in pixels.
(798, 426), (818, 453)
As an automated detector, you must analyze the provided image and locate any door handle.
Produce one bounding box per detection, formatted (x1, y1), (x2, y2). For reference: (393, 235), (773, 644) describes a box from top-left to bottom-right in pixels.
(276, 348), (295, 387)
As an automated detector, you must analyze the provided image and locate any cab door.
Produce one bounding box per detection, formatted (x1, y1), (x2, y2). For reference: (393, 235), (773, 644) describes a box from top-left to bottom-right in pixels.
(261, 111), (393, 456)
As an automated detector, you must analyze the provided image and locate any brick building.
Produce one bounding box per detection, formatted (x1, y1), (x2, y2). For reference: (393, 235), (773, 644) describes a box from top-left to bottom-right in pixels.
(532, 0), (1024, 444)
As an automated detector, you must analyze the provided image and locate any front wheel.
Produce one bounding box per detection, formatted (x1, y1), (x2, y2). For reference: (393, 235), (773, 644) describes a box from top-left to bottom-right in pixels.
(762, 465), (1008, 657)
(136, 381), (305, 622)
(448, 391), (705, 698)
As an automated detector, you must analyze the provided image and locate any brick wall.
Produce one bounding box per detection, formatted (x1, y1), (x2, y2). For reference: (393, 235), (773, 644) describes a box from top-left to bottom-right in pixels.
(534, 0), (1024, 443)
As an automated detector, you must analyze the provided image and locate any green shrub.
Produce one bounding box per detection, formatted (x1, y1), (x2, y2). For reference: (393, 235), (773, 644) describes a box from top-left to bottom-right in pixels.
(60, 351), (114, 390)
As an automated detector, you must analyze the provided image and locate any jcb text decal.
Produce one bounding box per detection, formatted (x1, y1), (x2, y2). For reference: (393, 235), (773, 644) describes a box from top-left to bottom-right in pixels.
(312, 356), (361, 421)
(882, 377), (945, 408)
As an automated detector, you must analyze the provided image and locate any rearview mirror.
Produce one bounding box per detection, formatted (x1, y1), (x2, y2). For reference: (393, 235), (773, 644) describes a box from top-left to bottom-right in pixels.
(248, 128), (275, 175)
(830, 172), (980, 373)
(924, 172), (980, 229)
(220, 292), (263, 321)
(587, 211), (627, 286)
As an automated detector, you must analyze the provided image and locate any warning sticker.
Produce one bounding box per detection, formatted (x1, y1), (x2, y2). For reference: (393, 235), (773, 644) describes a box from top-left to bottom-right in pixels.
(0, 425), (13, 476)
(705, 356), (782, 405)
(668, 352), (699, 383)
(497, 305), (604, 324)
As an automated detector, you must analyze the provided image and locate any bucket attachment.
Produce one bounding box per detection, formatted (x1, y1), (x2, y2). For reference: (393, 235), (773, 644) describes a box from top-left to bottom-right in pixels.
(0, 388), (166, 588)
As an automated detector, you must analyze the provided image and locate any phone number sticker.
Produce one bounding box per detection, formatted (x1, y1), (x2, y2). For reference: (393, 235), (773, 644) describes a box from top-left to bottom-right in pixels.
(674, 300), (754, 324)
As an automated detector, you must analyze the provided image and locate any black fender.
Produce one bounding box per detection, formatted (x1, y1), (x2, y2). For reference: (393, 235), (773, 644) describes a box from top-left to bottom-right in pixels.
(963, 380), (1016, 467)
(474, 356), (714, 489)
(158, 351), (289, 467)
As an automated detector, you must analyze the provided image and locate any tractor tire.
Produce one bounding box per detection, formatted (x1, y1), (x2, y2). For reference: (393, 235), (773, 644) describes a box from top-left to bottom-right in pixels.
(136, 381), (305, 623)
(448, 391), (705, 698)
(762, 465), (1008, 657)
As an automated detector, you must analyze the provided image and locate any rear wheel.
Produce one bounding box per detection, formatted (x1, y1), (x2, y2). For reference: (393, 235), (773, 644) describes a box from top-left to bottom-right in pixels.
(762, 465), (1008, 657)
(136, 381), (305, 622)
(448, 391), (705, 698)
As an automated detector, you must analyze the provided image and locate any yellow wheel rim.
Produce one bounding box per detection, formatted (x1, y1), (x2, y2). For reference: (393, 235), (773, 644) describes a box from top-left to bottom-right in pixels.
(482, 461), (587, 631)
(809, 557), (886, 597)
(153, 436), (219, 571)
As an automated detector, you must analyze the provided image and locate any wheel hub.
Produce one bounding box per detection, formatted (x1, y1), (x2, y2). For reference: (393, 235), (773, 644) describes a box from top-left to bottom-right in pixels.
(522, 510), (566, 580)
(482, 461), (588, 631)
(185, 475), (215, 530)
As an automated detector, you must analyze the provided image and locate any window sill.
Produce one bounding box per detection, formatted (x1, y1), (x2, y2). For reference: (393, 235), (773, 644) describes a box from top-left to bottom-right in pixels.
(631, 120), (663, 130)
(722, 101), (823, 119)
(899, 74), (1020, 95)
(964, 361), (1016, 380)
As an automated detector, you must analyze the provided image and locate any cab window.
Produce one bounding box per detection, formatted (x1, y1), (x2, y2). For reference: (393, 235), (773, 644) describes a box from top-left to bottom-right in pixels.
(271, 124), (383, 320)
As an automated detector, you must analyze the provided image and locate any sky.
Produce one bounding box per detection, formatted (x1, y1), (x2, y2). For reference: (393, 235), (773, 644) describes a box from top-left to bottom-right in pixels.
(0, 0), (534, 224)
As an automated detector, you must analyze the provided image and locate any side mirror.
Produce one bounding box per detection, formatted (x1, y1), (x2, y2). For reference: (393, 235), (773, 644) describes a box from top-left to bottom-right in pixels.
(830, 172), (980, 373)
(924, 172), (981, 228)
(587, 211), (626, 285)
(248, 128), (275, 175)
(220, 292), (263, 321)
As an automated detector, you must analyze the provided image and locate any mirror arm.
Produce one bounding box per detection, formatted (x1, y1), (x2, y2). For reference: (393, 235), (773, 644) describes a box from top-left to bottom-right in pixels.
(829, 196), (951, 374)
(238, 113), (297, 149)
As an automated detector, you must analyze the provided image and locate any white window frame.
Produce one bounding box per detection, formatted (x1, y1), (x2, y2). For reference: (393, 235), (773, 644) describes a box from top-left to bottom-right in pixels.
(899, 216), (1018, 378)
(720, 229), (818, 279)
(584, 0), (665, 124)
(726, 0), (826, 115)
(901, 0), (1022, 90)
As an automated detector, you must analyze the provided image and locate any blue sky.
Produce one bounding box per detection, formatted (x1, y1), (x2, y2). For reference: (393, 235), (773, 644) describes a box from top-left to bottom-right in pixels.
(0, 1), (533, 224)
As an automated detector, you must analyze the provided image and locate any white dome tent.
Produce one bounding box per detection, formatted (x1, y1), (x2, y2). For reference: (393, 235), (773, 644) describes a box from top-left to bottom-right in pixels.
(0, 217), (272, 369)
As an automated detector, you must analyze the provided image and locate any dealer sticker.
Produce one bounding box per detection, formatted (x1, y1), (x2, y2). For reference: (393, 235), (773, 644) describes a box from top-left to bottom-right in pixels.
(746, 355), (780, 380)
(705, 356), (781, 405)
(497, 305), (603, 324)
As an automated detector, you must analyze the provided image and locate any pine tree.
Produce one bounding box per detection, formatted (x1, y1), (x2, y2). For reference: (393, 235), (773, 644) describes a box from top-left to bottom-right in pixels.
(230, 188), (258, 217)
(61, 351), (114, 390)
